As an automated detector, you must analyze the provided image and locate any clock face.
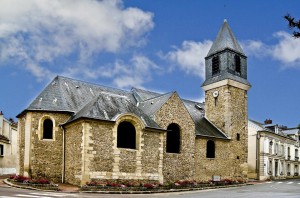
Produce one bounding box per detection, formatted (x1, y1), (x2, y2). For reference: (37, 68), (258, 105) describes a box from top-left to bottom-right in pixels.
(213, 91), (219, 98)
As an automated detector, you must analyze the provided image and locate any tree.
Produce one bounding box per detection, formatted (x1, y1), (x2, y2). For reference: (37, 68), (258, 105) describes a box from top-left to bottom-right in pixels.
(284, 14), (300, 38)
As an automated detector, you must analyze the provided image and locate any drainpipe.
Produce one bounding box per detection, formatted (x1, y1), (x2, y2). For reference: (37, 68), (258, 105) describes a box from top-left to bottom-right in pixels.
(256, 133), (261, 180)
(60, 125), (65, 183)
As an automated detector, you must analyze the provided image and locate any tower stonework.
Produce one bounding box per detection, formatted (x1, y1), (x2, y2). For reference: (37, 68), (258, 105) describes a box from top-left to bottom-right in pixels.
(202, 20), (251, 176)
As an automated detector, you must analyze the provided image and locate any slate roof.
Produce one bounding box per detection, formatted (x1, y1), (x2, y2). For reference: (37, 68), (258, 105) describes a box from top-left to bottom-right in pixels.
(207, 20), (245, 57)
(24, 76), (135, 113)
(196, 117), (229, 139)
(202, 72), (251, 87)
(20, 75), (228, 139)
(283, 128), (300, 135)
(249, 119), (296, 140)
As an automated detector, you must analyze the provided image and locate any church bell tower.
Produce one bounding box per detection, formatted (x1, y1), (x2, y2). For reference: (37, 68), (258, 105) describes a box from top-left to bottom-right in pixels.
(202, 20), (251, 139)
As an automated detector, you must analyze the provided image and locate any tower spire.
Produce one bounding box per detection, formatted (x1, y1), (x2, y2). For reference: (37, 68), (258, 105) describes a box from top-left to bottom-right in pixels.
(207, 20), (244, 57)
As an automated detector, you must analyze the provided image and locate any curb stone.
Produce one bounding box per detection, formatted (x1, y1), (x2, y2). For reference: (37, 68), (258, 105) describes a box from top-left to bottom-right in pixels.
(2, 179), (253, 194)
(3, 179), (58, 192)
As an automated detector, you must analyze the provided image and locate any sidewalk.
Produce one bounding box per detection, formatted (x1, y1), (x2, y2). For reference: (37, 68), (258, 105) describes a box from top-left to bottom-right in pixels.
(0, 174), (12, 187)
(0, 175), (79, 192)
(57, 183), (79, 192)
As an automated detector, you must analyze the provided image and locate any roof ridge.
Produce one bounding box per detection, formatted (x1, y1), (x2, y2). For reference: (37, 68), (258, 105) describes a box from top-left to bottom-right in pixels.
(57, 75), (132, 95)
(140, 91), (174, 103)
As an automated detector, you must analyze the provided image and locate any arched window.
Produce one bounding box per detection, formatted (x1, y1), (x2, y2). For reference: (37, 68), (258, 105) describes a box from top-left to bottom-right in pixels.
(166, 123), (180, 153)
(235, 55), (241, 73)
(117, 121), (136, 149)
(43, 119), (53, 139)
(206, 140), (215, 158)
(212, 56), (220, 75)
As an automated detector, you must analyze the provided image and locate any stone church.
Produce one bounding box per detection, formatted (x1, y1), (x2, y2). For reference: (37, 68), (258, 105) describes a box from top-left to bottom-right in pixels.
(17, 20), (251, 186)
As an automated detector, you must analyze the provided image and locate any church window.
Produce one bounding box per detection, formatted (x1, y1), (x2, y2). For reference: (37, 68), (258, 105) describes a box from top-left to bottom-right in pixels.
(206, 140), (215, 158)
(43, 119), (53, 139)
(117, 121), (136, 149)
(166, 123), (180, 153)
(212, 56), (220, 75)
(236, 133), (240, 141)
(235, 55), (241, 73)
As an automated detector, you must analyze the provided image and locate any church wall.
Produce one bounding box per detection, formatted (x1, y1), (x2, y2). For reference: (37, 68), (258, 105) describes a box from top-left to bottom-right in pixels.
(195, 138), (245, 181)
(64, 121), (84, 185)
(88, 121), (114, 173)
(28, 112), (70, 182)
(155, 93), (196, 183)
(17, 116), (25, 175)
(65, 118), (164, 185)
(204, 85), (249, 179)
(141, 130), (161, 174)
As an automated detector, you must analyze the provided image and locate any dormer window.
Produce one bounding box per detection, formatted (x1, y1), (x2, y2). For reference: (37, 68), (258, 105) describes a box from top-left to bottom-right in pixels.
(235, 55), (241, 73)
(212, 56), (220, 75)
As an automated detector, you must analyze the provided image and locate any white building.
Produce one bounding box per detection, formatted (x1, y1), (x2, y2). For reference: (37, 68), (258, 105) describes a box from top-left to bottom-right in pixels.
(248, 119), (299, 180)
(0, 111), (19, 175)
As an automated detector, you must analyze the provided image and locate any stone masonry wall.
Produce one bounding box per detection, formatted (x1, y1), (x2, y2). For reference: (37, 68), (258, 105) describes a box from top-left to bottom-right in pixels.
(141, 131), (161, 173)
(195, 138), (243, 181)
(64, 122), (83, 185)
(88, 121), (114, 173)
(30, 112), (70, 182)
(66, 118), (163, 185)
(17, 116), (25, 175)
(204, 85), (248, 179)
(155, 93), (196, 183)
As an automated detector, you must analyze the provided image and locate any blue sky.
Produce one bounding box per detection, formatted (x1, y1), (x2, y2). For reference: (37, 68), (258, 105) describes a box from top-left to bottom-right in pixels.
(0, 0), (300, 127)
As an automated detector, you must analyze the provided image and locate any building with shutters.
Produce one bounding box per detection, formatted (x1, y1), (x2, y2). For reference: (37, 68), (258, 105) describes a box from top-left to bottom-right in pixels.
(248, 119), (300, 180)
(0, 111), (18, 175)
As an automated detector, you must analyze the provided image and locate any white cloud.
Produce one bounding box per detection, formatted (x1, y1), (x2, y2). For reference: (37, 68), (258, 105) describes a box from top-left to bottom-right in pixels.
(241, 31), (300, 68)
(272, 31), (300, 66)
(111, 55), (160, 88)
(162, 40), (212, 79)
(241, 40), (271, 58)
(63, 55), (160, 89)
(0, 0), (154, 80)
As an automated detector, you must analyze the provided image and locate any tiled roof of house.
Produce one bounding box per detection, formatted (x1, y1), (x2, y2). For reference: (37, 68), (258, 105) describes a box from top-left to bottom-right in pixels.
(249, 119), (297, 141)
(20, 75), (228, 139)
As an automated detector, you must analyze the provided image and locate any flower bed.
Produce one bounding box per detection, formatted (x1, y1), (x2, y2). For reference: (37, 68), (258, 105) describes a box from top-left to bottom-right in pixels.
(8, 175), (59, 191)
(81, 179), (246, 192)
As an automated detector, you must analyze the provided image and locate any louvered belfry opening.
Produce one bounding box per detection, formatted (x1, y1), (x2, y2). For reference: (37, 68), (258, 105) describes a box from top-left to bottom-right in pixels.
(212, 56), (220, 75)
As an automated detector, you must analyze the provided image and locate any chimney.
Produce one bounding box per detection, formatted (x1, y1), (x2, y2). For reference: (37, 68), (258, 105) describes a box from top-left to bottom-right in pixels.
(0, 111), (3, 115)
(264, 119), (272, 125)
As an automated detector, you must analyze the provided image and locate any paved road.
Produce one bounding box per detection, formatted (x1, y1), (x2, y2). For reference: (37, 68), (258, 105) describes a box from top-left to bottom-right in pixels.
(1, 179), (300, 198)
